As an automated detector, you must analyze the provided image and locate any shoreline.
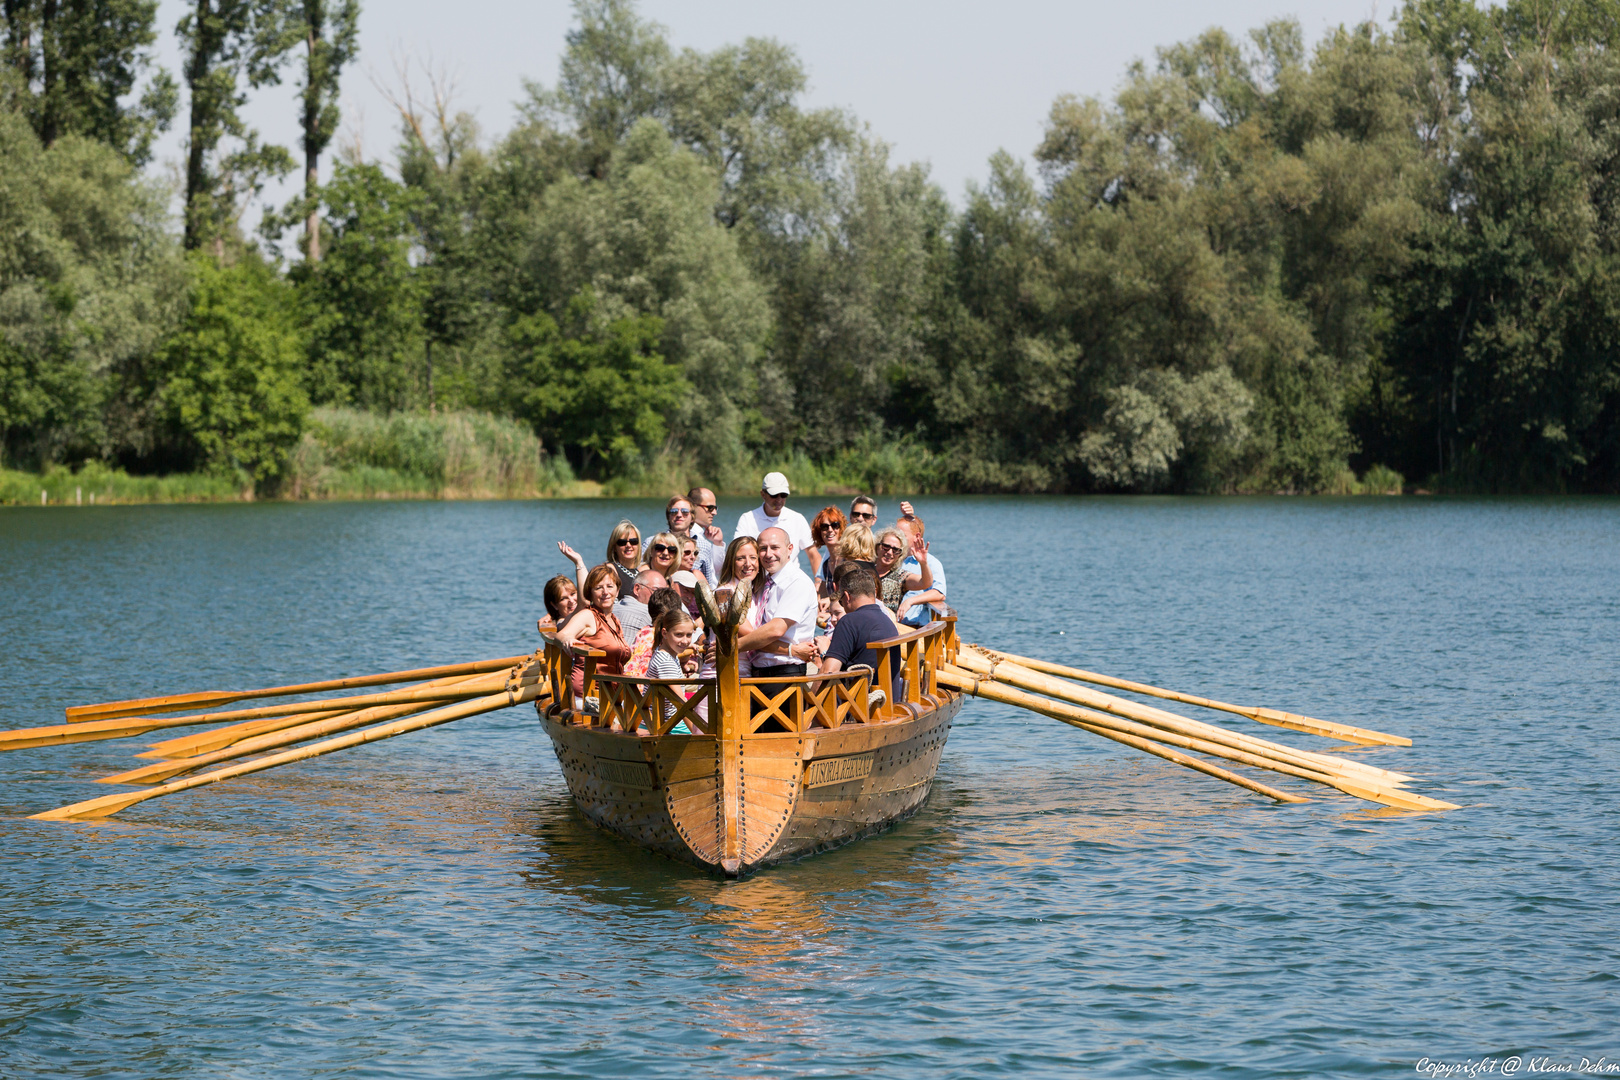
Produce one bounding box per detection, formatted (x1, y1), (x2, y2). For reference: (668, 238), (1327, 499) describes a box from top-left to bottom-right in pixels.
(6, 479), (1579, 507)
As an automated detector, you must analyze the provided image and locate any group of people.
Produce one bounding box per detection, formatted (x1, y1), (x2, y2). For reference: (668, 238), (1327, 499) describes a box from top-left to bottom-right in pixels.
(539, 472), (951, 722)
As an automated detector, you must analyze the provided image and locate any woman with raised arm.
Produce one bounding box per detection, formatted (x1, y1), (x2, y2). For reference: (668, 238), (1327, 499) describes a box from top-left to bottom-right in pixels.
(874, 525), (932, 616)
(604, 520), (642, 596)
(555, 540), (588, 596)
(557, 564), (633, 703)
(542, 575), (580, 629)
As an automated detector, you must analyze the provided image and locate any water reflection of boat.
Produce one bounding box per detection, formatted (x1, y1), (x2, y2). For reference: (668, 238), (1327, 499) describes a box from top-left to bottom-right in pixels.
(536, 618), (963, 877)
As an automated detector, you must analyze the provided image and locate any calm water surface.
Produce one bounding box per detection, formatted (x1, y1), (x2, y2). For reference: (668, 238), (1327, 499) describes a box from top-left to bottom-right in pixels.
(1, 496), (1616, 1078)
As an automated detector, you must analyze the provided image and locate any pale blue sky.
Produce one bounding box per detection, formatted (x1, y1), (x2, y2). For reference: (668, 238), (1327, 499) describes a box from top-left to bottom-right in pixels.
(147, 0), (1386, 224)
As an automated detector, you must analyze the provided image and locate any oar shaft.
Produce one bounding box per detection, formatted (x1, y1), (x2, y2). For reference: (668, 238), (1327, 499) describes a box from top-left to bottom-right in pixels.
(936, 669), (1305, 803)
(952, 651), (1412, 787)
(0, 683), (493, 753)
(138, 671), (500, 759)
(32, 684), (545, 821)
(940, 668), (1457, 812)
(968, 646), (1411, 747)
(64, 655), (533, 723)
(100, 700), (442, 785)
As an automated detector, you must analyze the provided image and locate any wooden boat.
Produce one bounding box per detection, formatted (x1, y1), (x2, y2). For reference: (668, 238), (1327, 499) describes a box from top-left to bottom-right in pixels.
(536, 615), (963, 877)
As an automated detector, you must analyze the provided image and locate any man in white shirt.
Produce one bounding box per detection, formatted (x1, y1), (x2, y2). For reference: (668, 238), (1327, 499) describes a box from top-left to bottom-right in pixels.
(735, 471), (818, 575)
(737, 527), (818, 695)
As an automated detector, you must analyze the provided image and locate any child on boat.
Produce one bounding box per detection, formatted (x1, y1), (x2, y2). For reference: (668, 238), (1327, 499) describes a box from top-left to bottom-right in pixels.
(648, 607), (702, 733)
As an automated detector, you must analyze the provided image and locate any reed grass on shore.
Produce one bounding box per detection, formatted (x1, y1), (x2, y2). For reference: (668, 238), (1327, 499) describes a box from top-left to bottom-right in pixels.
(2, 408), (1414, 505)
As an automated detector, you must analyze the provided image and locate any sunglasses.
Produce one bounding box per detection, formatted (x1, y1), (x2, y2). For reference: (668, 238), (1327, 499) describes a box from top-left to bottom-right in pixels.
(650, 543), (677, 554)
(668, 507), (692, 516)
(878, 544), (904, 555)
(697, 504), (717, 512)
(617, 537), (640, 547)
(851, 511), (876, 521)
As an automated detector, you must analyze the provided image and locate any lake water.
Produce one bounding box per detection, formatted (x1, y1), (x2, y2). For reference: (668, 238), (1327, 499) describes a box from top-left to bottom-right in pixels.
(1, 496), (1617, 1078)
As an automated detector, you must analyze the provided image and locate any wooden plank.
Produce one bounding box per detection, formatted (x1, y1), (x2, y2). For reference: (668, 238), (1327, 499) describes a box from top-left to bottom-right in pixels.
(543, 719), (656, 763)
(657, 748), (720, 785)
(739, 756), (802, 782)
(667, 786), (723, 820)
(663, 775), (719, 802)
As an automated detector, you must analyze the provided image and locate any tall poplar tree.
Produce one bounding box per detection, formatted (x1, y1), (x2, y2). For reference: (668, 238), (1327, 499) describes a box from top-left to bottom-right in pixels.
(178, 0), (289, 252)
(289, 0), (358, 261)
(0, 0), (177, 164)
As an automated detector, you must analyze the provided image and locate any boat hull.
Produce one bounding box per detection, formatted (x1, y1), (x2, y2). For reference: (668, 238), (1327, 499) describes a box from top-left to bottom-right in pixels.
(541, 695), (960, 876)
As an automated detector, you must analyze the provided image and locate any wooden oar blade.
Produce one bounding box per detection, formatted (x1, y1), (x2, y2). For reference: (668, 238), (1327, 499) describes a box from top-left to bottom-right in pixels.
(0, 716), (175, 752)
(30, 787), (154, 821)
(65, 691), (245, 724)
(1246, 707), (1412, 747)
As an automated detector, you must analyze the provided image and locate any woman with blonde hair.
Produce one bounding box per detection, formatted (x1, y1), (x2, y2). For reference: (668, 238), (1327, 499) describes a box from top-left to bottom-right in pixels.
(642, 530), (681, 579)
(831, 523), (878, 594)
(874, 525), (932, 614)
(604, 520), (643, 595)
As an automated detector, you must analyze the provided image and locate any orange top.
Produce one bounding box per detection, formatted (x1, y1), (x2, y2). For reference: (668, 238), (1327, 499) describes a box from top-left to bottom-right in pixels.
(570, 610), (630, 699)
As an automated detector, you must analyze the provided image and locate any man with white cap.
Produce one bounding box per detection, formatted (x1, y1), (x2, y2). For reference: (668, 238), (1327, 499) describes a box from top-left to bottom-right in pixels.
(735, 471), (819, 575)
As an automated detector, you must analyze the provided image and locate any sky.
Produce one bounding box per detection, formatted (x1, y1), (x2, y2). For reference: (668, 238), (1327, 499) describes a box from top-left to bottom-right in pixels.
(146, 0), (1387, 226)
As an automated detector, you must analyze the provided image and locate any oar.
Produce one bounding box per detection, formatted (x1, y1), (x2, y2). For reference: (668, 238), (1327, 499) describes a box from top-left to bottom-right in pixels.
(939, 668), (1459, 812)
(951, 650), (1415, 789)
(134, 710), (353, 760)
(967, 645), (1410, 747)
(942, 664), (1435, 807)
(135, 671), (501, 760)
(98, 700), (443, 785)
(31, 684), (545, 821)
(935, 669), (1305, 803)
(64, 655), (533, 723)
(0, 675), (524, 753)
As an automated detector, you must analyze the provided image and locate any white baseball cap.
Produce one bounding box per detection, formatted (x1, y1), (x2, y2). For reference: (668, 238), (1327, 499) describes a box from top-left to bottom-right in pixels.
(762, 471), (790, 495)
(669, 570), (702, 588)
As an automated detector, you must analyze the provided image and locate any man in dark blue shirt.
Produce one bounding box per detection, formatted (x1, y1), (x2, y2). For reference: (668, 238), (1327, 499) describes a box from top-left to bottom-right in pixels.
(818, 567), (901, 685)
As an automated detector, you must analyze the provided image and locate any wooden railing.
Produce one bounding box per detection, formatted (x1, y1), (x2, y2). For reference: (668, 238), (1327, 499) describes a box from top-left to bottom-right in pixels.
(593, 673), (718, 736)
(740, 668), (874, 734)
(539, 630), (606, 717)
(539, 615), (960, 735)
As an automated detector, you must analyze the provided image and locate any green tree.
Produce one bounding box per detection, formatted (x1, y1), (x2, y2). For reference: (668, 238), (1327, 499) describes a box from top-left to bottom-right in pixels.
(146, 252), (308, 485)
(534, 0), (668, 178)
(507, 289), (685, 476)
(178, 0), (291, 252)
(0, 0), (177, 163)
(286, 0), (358, 260)
(297, 161), (424, 409)
(0, 107), (184, 468)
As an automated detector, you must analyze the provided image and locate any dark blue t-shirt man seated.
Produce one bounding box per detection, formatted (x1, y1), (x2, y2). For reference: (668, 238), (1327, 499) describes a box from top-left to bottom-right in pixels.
(821, 567), (901, 684)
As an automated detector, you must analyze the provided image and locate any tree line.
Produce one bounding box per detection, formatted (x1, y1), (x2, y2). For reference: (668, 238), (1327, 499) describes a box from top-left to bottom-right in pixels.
(2, 0), (1617, 494)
